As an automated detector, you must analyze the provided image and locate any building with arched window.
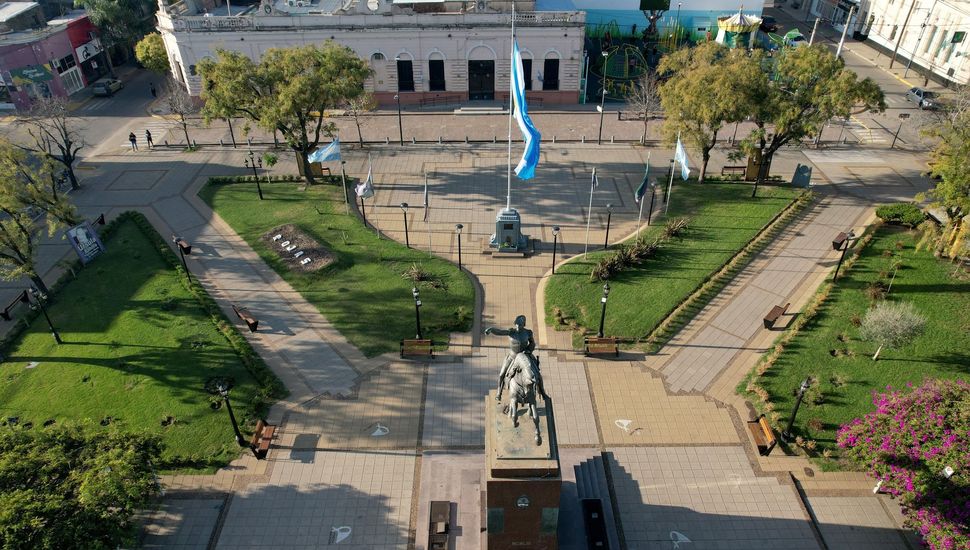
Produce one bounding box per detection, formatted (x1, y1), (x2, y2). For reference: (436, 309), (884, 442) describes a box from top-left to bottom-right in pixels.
(155, 0), (586, 105)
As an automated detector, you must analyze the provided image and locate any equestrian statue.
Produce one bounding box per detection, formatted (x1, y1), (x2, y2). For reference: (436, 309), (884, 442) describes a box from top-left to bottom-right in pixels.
(485, 315), (548, 445)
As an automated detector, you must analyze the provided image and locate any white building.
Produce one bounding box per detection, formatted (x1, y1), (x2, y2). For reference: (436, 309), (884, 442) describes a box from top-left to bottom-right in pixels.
(156, 0), (586, 105)
(811, 0), (969, 85)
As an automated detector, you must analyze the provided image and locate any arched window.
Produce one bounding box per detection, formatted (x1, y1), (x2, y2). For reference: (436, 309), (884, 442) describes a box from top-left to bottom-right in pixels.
(371, 52), (386, 62)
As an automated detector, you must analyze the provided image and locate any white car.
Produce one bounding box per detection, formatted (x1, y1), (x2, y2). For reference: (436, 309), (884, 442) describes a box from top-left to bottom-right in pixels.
(906, 87), (937, 109)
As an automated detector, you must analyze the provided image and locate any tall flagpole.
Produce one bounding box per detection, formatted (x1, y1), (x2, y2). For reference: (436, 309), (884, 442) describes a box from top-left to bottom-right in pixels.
(636, 153), (649, 239)
(584, 167), (595, 257)
(506, 4), (515, 211)
(665, 133), (678, 215)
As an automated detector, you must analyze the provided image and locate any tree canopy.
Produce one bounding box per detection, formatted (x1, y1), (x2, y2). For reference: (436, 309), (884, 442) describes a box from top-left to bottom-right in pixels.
(199, 43), (372, 182)
(74, 0), (156, 51)
(135, 33), (171, 75)
(0, 423), (162, 549)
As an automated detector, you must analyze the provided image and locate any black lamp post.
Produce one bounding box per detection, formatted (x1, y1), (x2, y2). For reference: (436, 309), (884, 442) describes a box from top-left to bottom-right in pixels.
(647, 182), (657, 226)
(676, 2), (683, 45)
(603, 203), (613, 249)
(412, 287), (423, 339)
(245, 150), (264, 200)
(782, 378), (812, 442)
(455, 224), (464, 270)
(215, 380), (248, 448)
(172, 235), (191, 273)
(664, 159), (674, 203)
(551, 225), (560, 274)
(597, 282), (610, 338)
(832, 230), (856, 281)
(394, 93), (404, 146)
(27, 287), (60, 344)
(400, 203), (410, 248)
(341, 160), (349, 206)
(597, 52), (608, 145)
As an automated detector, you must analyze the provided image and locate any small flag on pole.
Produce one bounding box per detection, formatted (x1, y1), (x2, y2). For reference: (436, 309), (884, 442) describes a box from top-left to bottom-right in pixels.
(674, 137), (690, 180)
(511, 41), (541, 180)
(634, 164), (650, 204)
(355, 159), (375, 199)
(308, 137), (341, 163)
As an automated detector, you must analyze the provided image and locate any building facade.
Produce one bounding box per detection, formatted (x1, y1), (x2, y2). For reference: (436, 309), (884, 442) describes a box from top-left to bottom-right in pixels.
(811, 0), (969, 85)
(156, 0), (586, 106)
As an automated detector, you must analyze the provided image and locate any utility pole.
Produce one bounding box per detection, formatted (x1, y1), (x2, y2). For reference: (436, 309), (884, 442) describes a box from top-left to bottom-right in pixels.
(809, 17), (820, 45)
(836, 5), (855, 58)
(890, 0), (919, 68)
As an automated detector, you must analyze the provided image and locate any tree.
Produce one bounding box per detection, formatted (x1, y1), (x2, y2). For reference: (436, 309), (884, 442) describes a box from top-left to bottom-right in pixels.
(837, 379), (969, 550)
(135, 32), (170, 75)
(658, 43), (762, 182)
(859, 301), (926, 360)
(740, 45), (885, 184)
(165, 78), (197, 146)
(199, 43), (372, 184)
(344, 92), (377, 148)
(74, 0), (156, 62)
(0, 141), (79, 293)
(16, 97), (85, 191)
(922, 85), (969, 257)
(626, 72), (662, 144)
(0, 423), (162, 549)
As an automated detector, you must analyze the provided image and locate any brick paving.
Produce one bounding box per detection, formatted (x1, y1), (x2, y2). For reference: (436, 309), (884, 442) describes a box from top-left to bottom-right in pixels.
(141, 498), (224, 549)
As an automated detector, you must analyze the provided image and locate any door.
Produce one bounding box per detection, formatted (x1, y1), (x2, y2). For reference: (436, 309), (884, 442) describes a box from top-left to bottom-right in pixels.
(468, 60), (494, 101)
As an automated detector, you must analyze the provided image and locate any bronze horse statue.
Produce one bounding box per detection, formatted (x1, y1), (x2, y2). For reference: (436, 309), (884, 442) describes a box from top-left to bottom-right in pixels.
(502, 351), (547, 445)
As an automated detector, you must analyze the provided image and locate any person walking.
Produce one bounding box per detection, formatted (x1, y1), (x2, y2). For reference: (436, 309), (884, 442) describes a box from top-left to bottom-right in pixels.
(145, 129), (154, 149)
(150, 82), (157, 98)
(128, 132), (138, 151)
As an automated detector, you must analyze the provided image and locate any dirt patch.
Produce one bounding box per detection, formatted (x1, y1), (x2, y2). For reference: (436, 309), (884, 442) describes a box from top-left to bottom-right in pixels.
(261, 224), (335, 273)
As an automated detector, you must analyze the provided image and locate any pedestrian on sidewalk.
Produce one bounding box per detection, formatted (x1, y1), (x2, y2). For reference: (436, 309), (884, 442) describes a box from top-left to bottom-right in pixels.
(150, 82), (157, 98)
(145, 129), (153, 149)
(129, 132), (138, 151)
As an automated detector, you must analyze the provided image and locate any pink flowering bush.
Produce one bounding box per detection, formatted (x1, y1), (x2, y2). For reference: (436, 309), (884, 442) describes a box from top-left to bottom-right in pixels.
(838, 379), (969, 550)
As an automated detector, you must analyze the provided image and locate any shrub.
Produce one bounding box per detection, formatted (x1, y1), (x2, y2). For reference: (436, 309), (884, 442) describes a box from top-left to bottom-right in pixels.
(859, 301), (926, 360)
(875, 203), (925, 227)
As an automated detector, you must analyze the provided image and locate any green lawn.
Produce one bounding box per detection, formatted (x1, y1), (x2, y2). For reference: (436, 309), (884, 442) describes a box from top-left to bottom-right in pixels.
(545, 182), (802, 342)
(0, 218), (267, 471)
(754, 225), (970, 457)
(200, 179), (474, 356)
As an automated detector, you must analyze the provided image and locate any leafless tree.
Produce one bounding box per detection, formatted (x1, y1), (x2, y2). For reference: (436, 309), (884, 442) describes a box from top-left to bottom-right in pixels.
(627, 72), (663, 144)
(344, 93), (377, 147)
(17, 97), (86, 191)
(166, 78), (199, 146)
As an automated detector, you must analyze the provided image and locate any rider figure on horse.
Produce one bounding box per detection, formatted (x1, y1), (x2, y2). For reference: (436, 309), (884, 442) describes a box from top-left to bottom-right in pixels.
(485, 315), (548, 402)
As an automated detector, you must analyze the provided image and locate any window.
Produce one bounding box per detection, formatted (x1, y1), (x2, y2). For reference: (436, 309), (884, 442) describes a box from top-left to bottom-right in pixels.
(60, 68), (83, 94)
(542, 58), (559, 91)
(371, 52), (386, 62)
(54, 54), (76, 74)
(521, 58), (532, 90)
(429, 59), (445, 91)
(397, 59), (414, 92)
(889, 25), (897, 40)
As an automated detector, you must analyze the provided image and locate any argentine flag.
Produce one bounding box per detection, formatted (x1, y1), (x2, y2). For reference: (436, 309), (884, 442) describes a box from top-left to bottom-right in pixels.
(308, 137), (341, 163)
(511, 41), (541, 180)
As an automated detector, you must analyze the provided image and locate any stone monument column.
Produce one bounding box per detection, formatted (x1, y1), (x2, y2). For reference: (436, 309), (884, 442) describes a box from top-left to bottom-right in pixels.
(484, 390), (561, 549)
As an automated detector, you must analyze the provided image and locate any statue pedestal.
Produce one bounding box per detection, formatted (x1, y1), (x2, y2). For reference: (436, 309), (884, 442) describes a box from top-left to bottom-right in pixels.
(485, 390), (561, 550)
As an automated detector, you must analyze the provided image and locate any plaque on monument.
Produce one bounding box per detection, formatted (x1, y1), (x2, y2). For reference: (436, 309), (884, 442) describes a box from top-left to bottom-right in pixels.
(490, 207), (529, 251)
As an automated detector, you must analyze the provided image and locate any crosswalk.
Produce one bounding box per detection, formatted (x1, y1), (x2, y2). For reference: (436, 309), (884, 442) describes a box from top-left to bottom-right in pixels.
(119, 121), (172, 150)
(76, 98), (113, 113)
(844, 117), (888, 144)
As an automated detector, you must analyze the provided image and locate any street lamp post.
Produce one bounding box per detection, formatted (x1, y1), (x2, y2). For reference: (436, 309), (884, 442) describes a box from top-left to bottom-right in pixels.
(597, 282), (610, 338)
(782, 378), (812, 442)
(394, 93), (404, 146)
(412, 287), (423, 339)
(603, 204), (613, 249)
(172, 235), (191, 274)
(216, 381), (248, 448)
(676, 2), (683, 46)
(891, 113), (910, 149)
(647, 182), (657, 226)
(597, 52), (608, 145)
(400, 203), (410, 248)
(551, 225), (560, 274)
(245, 150), (264, 200)
(27, 287), (61, 344)
(832, 230), (856, 281)
(455, 224), (464, 270)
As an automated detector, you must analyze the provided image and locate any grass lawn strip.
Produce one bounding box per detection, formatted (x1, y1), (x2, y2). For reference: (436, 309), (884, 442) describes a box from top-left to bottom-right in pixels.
(744, 224), (970, 465)
(544, 182), (803, 346)
(200, 178), (474, 357)
(0, 214), (277, 471)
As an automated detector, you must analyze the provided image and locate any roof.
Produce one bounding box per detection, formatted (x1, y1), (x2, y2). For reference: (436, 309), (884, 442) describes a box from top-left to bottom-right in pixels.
(46, 9), (89, 26)
(0, 1), (39, 22)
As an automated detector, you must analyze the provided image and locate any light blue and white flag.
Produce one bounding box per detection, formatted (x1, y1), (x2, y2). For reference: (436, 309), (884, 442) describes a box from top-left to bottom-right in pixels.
(355, 158), (374, 199)
(308, 137), (341, 163)
(674, 137), (690, 180)
(511, 41), (541, 180)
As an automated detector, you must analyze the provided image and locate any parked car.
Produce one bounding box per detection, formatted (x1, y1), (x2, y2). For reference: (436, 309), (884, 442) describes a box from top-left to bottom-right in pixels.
(91, 78), (124, 97)
(760, 15), (778, 34)
(906, 87), (938, 109)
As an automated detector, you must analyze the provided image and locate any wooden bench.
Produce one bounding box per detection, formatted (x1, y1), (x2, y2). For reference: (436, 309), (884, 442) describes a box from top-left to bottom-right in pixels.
(721, 165), (746, 176)
(584, 336), (619, 357)
(249, 419), (276, 459)
(747, 415), (777, 456)
(763, 302), (790, 329)
(400, 339), (434, 359)
(428, 500), (451, 550)
(232, 304), (259, 332)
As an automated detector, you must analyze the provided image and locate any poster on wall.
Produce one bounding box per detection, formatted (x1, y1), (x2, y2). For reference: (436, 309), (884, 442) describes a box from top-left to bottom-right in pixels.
(67, 222), (106, 264)
(75, 38), (104, 62)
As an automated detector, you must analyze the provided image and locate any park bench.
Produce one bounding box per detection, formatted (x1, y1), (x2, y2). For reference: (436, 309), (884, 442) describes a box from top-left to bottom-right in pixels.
(232, 304), (259, 333)
(250, 419), (277, 459)
(721, 165), (746, 177)
(400, 339), (434, 359)
(428, 500), (451, 550)
(763, 302), (790, 329)
(747, 414), (777, 456)
(584, 336), (619, 357)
